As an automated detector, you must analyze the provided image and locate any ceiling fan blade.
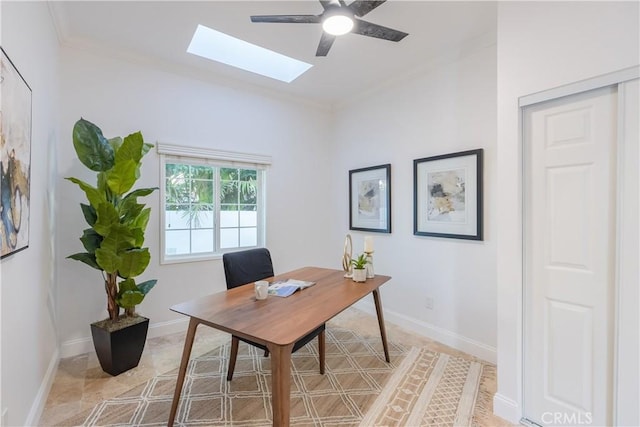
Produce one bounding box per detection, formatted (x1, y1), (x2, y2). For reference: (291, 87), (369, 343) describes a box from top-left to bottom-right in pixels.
(319, 0), (340, 10)
(316, 32), (336, 56)
(250, 15), (321, 24)
(352, 19), (408, 42)
(348, 0), (386, 17)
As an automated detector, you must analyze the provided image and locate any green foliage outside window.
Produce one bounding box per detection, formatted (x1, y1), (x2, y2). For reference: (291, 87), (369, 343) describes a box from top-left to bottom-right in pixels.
(220, 167), (257, 211)
(164, 163), (258, 239)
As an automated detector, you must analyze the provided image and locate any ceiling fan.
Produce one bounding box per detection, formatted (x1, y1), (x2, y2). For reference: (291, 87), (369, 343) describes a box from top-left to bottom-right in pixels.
(250, 0), (409, 57)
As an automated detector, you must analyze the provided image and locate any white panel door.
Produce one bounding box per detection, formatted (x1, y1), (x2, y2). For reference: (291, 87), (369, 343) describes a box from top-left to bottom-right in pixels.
(524, 86), (617, 426)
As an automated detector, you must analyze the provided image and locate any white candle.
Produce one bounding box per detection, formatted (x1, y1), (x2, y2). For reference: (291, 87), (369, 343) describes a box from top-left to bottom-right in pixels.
(364, 236), (374, 253)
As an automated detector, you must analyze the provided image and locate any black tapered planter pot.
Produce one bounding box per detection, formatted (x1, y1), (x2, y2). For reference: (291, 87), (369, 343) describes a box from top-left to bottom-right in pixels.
(91, 316), (149, 376)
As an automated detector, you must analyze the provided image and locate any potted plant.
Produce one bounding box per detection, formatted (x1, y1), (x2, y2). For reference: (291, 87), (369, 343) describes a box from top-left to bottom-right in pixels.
(350, 253), (368, 282)
(66, 118), (158, 376)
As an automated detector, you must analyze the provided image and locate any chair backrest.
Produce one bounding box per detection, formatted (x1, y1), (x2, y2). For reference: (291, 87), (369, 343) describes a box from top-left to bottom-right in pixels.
(222, 248), (275, 289)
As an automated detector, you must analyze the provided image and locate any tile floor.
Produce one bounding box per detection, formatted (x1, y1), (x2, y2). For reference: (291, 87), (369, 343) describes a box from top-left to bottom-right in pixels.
(39, 307), (512, 426)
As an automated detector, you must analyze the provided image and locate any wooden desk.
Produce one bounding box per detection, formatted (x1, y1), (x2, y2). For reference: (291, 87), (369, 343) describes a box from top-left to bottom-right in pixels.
(167, 266), (391, 427)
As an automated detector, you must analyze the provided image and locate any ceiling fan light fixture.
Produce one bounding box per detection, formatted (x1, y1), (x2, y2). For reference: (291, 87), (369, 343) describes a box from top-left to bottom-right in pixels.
(322, 14), (354, 36)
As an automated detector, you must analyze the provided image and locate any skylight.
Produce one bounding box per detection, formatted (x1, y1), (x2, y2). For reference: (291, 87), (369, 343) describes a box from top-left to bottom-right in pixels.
(187, 24), (313, 83)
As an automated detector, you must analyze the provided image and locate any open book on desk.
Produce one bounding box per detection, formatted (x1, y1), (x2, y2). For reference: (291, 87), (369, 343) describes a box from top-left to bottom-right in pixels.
(268, 279), (316, 297)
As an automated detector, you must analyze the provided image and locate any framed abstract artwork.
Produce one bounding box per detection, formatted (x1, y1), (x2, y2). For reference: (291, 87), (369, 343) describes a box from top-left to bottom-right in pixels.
(413, 149), (483, 240)
(349, 164), (391, 233)
(1, 47), (32, 258)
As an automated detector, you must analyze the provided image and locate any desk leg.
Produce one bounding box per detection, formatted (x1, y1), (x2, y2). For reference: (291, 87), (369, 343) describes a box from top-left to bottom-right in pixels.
(268, 343), (294, 427)
(168, 318), (199, 427)
(372, 289), (391, 363)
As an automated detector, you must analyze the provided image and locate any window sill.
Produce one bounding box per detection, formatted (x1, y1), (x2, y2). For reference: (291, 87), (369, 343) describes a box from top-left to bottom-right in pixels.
(160, 253), (223, 265)
(160, 246), (261, 265)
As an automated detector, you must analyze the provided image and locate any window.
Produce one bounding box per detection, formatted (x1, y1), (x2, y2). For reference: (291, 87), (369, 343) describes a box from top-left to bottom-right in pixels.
(158, 143), (271, 263)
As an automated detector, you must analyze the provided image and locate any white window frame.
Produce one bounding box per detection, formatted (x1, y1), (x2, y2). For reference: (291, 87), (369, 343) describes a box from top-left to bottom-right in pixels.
(158, 143), (271, 264)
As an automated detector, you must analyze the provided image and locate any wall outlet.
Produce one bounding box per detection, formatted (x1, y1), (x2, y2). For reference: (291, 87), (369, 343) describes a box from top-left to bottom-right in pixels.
(425, 297), (434, 310)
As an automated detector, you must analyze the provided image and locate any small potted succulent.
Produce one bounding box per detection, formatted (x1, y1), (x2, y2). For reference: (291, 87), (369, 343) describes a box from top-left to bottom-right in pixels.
(350, 253), (368, 282)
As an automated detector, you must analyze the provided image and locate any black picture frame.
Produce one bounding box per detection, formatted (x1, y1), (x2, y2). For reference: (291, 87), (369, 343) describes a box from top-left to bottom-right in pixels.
(1, 47), (33, 258)
(349, 164), (391, 233)
(413, 149), (483, 240)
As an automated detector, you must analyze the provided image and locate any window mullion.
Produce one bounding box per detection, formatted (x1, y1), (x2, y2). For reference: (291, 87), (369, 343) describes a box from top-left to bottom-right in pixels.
(258, 170), (265, 247)
(236, 171), (241, 247)
(188, 165), (193, 255)
(214, 167), (221, 253)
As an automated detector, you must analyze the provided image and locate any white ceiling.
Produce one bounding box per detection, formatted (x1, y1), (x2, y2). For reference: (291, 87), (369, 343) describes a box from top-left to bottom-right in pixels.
(50, 1), (497, 107)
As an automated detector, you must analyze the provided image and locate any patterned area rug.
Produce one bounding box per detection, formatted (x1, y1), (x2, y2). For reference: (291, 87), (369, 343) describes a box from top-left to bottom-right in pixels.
(60, 327), (483, 426)
(360, 348), (483, 426)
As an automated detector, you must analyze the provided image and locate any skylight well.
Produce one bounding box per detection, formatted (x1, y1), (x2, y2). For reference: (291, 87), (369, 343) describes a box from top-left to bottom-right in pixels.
(187, 24), (312, 83)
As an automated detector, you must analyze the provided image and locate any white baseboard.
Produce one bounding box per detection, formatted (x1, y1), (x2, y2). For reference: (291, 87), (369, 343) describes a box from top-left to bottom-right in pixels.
(492, 392), (521, 424)
(353, 300), (497, 364)
(59, 317), (189, 358)
(25, 348), (59, 426)
(147, 317), (189, 339)
(60, 336), (94, 359)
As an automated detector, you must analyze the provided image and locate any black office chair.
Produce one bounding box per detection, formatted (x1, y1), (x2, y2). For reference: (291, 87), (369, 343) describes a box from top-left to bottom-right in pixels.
(222, 248), (325, 381)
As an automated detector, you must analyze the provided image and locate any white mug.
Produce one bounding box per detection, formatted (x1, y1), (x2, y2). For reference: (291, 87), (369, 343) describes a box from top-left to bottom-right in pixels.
(255, 280), (269, 300)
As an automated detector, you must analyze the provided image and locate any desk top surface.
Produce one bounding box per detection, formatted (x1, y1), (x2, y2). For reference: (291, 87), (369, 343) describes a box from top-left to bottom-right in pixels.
(171, 266), (391, 346)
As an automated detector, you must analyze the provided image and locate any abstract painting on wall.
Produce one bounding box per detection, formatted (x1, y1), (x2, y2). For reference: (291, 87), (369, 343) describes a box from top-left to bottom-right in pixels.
(1, 47), (32, 258)
(414, 149), (483, 240)
(349, 164), (391, 233)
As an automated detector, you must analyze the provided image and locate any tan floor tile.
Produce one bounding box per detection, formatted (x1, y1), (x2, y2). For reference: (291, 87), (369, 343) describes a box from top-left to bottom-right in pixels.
(39, 401), (83, 426)
(39, 307), (509, 427)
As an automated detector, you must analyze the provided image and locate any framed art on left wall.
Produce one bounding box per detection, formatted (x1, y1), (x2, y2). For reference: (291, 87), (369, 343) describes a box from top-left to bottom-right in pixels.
(0, 47), (32, 258)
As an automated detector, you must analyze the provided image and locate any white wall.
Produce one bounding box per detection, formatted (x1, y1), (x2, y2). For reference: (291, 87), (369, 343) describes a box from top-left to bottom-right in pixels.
(617, 78), (639, 427)
(495, 1), (639, 422)
(0, 2), (60, 426)
(330, 41), (498, 362)
(6, 3), (636, 425)
(56, 47), (336, 356)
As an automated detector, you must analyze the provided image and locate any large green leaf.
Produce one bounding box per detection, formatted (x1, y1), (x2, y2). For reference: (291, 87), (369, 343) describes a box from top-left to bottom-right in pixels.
(80, 228), (102, 253)
(135, 142), (154, 180)
(97, 172), (110, 198)
(95, 247), (119, 273)
(118, 277), (138, 292)
(66, 177), (106, 208)
(93, 203), (120, 236)
(118, 248), (150, 278)
(137, 279), (157, 295)
(119, 199), (144, 223)
(100, 224), (137, 253)
(131, 228), (145, 247)
(115, 278), (156, 309)
(67, 252), (101, 270)
(116, 290), (144, 309)
(116, 132), (144, 164)
(106, 159), (137, 195)
(73, 118), (115, 172)
(116, 278), (144, 309)
(123, 187), (157, 200)
(80, 203), (97, 226)
(117, 207), (148, 247)
(120, 188), (157, 218)
(108, 137), (123, 153)
(132, 207), (151, 232)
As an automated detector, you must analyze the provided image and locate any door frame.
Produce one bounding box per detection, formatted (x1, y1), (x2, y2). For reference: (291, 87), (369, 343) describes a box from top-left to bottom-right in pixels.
(518, 65), (639, 426)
